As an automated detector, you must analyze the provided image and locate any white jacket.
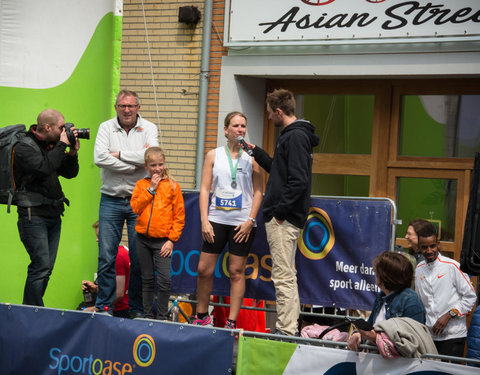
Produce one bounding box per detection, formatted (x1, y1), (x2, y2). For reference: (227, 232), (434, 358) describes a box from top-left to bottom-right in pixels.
(94, 115), (158, 197)
(415, 254), (477, 341)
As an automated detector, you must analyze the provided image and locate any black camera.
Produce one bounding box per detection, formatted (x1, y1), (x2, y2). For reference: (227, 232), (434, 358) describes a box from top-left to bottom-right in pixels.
(64, 122), (90, 146)
(83, 289), (97, 303)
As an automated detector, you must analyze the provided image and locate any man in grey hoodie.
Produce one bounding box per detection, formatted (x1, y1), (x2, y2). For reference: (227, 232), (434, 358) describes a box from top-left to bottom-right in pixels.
(245, 89), (319, 336)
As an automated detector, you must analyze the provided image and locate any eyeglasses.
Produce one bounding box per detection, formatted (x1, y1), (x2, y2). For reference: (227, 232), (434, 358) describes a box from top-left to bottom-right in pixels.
(116, 104), (138, 109)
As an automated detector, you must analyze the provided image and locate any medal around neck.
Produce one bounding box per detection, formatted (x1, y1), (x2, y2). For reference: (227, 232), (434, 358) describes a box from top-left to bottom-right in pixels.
(226, 146), (242, 192)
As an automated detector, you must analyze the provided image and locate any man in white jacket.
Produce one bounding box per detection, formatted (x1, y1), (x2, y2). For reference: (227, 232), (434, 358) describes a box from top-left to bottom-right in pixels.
(93, 90), (158, 315)
(415, 224), (477, 357)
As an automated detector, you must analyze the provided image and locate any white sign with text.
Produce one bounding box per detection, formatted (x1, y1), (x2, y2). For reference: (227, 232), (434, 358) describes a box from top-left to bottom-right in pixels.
(226, 0), (480, 45)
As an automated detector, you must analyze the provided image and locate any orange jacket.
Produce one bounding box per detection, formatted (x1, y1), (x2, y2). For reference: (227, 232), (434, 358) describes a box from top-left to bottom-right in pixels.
(130, 178), (185, 242)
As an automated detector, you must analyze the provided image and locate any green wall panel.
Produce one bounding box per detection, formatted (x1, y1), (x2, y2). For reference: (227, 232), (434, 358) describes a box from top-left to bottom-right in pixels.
(0, 13), (121, 309)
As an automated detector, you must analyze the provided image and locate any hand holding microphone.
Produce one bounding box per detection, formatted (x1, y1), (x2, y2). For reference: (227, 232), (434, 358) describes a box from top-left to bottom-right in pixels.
(237, 136), (253, 156)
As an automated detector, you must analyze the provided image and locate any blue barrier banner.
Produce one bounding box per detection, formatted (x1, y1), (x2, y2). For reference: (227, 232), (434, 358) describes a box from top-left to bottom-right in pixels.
(296, 199), (390, 309)
(172, 192), (391, 310)
(171, 192), (273, 302)
(0, 303), (234, 375)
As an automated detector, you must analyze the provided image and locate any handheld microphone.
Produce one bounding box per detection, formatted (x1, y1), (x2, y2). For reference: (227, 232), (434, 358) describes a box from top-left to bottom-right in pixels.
(237, 136), (253, 156)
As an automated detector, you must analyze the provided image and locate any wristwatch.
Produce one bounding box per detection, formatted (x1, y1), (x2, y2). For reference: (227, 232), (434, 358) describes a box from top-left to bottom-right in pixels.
(147, 187), (156, 195)
(248, 217), (256, 224)
(449, 308), (458, 318)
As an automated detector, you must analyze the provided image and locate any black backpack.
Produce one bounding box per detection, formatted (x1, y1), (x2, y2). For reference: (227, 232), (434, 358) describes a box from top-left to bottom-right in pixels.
(0, 124), (56, 213)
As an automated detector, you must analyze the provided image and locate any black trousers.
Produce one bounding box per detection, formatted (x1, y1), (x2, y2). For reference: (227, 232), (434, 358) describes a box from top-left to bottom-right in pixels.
(434, 337), (466, 358)
(137, 234), (171, 320)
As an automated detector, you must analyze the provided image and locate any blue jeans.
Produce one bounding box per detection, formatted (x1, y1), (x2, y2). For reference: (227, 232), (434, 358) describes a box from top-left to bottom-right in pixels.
(17, 215), (61, 306)
(95, 194), (143, 313)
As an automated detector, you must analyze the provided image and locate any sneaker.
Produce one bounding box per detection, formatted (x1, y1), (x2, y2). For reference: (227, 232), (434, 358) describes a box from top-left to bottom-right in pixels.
(192, 314), (213, 326)
(224, 320), (237, 329)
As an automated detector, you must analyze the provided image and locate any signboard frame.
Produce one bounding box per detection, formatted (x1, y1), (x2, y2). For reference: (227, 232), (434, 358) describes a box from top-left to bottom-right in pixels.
(224, 0), (480, 47)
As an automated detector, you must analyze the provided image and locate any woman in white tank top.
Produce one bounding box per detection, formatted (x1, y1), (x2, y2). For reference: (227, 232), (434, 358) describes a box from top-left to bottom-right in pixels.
(193, 112), (263, 328)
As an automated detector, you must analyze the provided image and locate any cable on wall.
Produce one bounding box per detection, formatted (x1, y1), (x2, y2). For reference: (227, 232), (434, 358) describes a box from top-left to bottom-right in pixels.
(140, 0), (163, 146)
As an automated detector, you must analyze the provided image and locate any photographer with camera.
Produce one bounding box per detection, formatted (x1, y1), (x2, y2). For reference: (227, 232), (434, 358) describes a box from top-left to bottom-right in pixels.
(13, 109), (81, 306)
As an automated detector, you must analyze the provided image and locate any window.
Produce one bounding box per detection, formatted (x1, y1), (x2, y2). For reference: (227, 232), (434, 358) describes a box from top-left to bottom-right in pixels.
(396, 177), (457, 242)
(266, 78), (479, 259)
(301, 94), (374, 155)
(399, 95), (480, 158)
(311, 175), (370, 197)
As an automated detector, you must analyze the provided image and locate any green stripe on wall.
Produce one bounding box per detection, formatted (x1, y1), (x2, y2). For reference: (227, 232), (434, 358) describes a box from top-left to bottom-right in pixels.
(0, 12), (122, 309)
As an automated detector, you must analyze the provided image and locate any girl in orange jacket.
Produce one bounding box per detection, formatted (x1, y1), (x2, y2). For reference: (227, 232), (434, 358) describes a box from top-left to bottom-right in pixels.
(131, 146), (185, 319)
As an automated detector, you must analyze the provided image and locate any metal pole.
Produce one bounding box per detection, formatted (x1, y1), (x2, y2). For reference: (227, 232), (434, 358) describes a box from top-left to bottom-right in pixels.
(194, 0), (213, 189)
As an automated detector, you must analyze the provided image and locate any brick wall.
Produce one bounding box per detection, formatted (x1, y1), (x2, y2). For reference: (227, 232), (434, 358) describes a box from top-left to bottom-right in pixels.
(205, 0), (228, 151)
(120, 0), (229, 189)
(120, 0), (206, 189)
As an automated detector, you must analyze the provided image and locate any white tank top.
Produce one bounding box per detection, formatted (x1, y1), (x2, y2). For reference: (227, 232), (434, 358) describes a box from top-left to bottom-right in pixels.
(208, 146), (255, 226)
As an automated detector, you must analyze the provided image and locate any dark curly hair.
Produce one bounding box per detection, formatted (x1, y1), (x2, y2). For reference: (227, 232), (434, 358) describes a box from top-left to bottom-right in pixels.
(415, 221), (438, 241)
(266, 89), (296, 116)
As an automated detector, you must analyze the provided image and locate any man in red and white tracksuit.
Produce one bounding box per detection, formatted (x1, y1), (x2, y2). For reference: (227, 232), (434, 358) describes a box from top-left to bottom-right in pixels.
(415, 225), (477, 357)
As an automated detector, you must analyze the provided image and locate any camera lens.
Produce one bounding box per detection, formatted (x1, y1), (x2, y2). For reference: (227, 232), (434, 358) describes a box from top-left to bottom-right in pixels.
(77, 128), (90, 140)
(64, 123), (90, 144)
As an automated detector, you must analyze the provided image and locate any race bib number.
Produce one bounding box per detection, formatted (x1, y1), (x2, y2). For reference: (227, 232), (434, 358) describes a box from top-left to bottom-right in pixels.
(215, 188), (242, 210)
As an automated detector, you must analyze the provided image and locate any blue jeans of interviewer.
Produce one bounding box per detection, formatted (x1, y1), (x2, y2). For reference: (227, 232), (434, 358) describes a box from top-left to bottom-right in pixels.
(17, 215), (61, 306)
(95, 194), (143, 314)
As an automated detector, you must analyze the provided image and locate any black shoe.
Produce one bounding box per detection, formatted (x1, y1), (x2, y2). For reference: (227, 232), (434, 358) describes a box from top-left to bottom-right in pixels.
(130, 311), (144, 319)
